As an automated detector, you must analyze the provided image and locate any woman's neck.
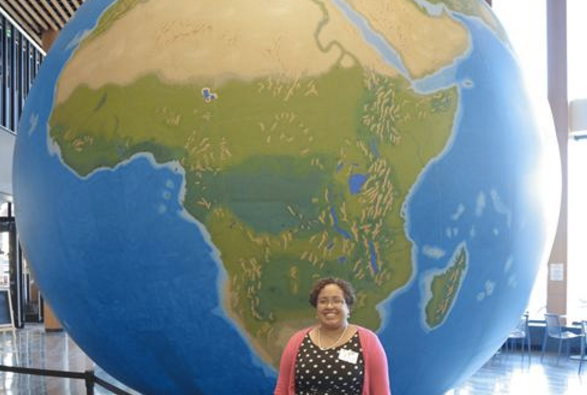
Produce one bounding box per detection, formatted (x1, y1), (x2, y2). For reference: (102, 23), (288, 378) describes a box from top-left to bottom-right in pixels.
(320, 323), (348, 335)
(317, 323), (349, 350)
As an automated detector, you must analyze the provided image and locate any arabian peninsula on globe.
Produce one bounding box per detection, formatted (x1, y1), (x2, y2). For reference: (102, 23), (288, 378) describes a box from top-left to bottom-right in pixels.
(13, 0), (560, 394)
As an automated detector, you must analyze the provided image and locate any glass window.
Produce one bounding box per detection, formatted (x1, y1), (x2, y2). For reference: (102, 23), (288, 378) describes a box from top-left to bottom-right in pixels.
(0, 228), (8, 287)
(568, 0), (587, 102)
(0, 14), (44, 133)
(568, 138), (587, 319)
(0, 202), (9, 287)
(566, 0), (587, 321)
(0, 201), (8, 217)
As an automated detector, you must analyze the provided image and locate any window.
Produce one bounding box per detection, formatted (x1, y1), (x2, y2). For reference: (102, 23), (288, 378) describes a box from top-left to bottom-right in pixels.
(0, 10), (44, 133)
(0, 201), (8, 217)
(0, 201), (9, 287)
(566, 0), (587, 320)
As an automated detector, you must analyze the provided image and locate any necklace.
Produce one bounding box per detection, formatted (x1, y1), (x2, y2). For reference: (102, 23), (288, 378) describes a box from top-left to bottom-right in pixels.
(317, 325), (348, 350)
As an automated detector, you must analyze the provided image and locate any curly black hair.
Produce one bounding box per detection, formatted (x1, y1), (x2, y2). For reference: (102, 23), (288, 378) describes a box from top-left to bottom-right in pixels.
(308, 277), (356, 309)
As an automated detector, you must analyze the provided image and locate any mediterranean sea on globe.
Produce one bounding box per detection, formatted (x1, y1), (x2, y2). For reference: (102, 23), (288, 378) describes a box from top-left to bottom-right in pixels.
(13, 0), (561, 394)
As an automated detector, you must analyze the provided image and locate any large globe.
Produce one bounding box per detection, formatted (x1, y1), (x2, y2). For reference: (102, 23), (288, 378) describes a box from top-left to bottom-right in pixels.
(14, 1), (560, 394)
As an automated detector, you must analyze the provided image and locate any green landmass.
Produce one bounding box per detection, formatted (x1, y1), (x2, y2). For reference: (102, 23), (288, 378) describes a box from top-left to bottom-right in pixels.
(425, 245), (468, 328)
(50, 66), (458, 363)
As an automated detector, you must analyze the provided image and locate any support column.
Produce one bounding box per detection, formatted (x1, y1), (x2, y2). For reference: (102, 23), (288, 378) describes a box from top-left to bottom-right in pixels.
(546, 0), (568, 315)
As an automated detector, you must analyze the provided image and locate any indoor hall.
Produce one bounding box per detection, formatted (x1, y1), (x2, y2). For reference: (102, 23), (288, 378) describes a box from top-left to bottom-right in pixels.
(1, 0), (587, 394)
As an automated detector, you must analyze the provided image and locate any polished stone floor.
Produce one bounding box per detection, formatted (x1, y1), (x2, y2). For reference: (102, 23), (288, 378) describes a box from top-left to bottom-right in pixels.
(0, 325), (585, 394)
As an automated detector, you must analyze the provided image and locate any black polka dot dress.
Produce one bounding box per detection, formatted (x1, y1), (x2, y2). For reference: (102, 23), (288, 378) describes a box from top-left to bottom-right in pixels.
(294, 332), (365, 395)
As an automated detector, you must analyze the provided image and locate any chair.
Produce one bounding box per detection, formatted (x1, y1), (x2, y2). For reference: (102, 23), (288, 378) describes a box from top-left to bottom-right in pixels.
(579, 320), (587, 374)
(541, 313), (581, 364)
(505, 312), (531, 360)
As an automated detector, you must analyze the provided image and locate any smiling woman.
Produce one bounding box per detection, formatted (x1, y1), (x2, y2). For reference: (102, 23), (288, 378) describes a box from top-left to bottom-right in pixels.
(274, 277), (392, 395)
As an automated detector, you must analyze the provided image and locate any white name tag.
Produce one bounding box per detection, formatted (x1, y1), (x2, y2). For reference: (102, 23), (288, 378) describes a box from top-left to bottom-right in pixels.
(338, 348), (359, 364)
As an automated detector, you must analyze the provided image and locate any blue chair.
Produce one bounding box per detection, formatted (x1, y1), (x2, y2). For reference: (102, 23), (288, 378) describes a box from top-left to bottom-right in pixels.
(541, 313), (581, 364)
(505, 312), (531, 360)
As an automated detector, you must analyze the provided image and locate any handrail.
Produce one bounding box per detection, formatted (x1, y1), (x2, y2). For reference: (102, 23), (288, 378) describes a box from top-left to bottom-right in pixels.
(0, 364), (136, 395)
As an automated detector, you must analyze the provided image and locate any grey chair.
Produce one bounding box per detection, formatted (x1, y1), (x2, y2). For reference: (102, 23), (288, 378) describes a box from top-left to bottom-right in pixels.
(541, 313), (581, 364)
(505, 312), (531, 360)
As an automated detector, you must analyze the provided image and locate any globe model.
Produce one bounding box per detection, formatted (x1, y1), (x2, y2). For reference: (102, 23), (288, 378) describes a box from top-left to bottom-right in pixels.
(13, 1), (560, 394)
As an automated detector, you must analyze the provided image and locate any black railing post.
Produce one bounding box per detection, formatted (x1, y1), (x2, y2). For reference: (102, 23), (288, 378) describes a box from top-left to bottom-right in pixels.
(85, 369), (95, 395)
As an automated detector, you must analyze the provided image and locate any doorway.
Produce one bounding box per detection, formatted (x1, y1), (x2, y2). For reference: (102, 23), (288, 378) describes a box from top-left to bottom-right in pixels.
(0, 201), (41, 328)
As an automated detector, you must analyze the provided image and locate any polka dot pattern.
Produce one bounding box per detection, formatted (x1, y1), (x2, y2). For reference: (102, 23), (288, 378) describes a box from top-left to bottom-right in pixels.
(294, 332), (364, 395)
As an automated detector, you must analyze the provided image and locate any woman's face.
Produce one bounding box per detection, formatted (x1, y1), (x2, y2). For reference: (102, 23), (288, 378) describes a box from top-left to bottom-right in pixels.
(316, 283), (350, 330)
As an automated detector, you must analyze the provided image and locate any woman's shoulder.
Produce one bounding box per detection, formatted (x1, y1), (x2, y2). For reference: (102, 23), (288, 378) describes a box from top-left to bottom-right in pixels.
(287, 326), (315, 344)
(355, 325), (382, 346)
(355, 324), (377, 337)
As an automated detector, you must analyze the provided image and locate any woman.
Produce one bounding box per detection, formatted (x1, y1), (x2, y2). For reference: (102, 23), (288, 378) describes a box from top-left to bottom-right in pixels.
(274, 277), (391, 395)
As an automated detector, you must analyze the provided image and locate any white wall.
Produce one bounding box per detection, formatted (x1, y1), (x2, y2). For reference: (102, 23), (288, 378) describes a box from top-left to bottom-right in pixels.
(0, 128), (15, 199)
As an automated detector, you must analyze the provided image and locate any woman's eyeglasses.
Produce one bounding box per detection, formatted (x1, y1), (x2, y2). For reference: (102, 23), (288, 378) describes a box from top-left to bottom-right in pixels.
(317, 298), (346, 306)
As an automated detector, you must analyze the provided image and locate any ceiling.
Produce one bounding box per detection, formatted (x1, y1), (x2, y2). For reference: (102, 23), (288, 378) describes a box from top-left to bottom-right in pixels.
(0, 0), (86, 48)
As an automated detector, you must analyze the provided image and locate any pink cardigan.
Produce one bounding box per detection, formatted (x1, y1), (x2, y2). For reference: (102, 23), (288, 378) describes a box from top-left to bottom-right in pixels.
(274, 325), (391, 395)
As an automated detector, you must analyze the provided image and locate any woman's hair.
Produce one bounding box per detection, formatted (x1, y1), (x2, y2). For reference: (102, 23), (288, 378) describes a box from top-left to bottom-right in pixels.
(308, 277), (357, 309)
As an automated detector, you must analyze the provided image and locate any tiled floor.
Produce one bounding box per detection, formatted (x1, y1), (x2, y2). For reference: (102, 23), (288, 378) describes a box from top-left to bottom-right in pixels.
(0, 325), (585, 395)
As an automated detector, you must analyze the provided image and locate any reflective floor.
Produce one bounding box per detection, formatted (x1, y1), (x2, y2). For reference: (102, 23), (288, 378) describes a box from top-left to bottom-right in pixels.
(0, 325), (585, 394)
(448, 350), (587, 395)
(0, 325), (139, 395)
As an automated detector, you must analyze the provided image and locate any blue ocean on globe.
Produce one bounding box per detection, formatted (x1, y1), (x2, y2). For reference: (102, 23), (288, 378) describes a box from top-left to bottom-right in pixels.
(13, 1), (560, 395)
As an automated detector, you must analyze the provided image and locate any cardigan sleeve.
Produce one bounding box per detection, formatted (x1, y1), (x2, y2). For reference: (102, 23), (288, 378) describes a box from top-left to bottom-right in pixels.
(274, 329), (306, 395)
(364, 329), (392, 395)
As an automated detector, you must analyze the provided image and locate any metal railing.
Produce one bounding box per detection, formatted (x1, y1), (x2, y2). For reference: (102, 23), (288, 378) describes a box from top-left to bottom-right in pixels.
(0, 364), (136, 395)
